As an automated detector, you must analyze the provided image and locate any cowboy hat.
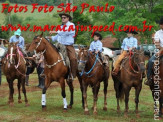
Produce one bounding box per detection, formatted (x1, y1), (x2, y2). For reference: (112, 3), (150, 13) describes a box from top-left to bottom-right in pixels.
(93, 31), (102, 40)
(59, 13), (72, 21)
(125, 29), (138, 34)
(14, 29), (21, 36)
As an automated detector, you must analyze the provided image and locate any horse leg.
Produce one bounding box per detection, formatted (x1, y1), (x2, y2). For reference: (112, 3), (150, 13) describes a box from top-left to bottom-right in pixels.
(103, 79), (108, 111)
(17, 77), (22, 103)
(124, 86), (131, 118)
(93, 83), (100, 115)
(83, 81), (89, 115)
(59, 78), (68, 111)
(7, 78), (14, 106)
(135, 85), (142, 118)
(42, 77), (51, 111)
(77, 74), (84, 108)
(21, 76), (29, 106)
(66, 79), (74, 109)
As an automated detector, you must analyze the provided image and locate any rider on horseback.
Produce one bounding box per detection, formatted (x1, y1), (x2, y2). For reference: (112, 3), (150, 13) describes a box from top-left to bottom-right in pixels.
(145, 17), (163, 85)
(89, 31), (108, 65)
(48, 13), (77, 81)
(112, 29), (138, 75)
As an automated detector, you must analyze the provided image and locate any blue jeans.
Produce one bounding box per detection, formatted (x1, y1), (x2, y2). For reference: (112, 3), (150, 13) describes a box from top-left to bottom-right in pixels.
(147, 55), (156, 79)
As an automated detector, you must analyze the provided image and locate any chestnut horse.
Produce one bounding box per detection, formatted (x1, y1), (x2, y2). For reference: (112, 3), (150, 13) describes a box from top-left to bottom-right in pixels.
(78, 48), (109, 115)
(2, 42), (29, 106)
(112, 49), (145, 117)
(149, 51), (163, 118)
(28, 33), (73, 111)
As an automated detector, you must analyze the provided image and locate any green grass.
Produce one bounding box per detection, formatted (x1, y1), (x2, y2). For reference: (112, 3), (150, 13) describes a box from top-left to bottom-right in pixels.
(0, 70), (157, 122)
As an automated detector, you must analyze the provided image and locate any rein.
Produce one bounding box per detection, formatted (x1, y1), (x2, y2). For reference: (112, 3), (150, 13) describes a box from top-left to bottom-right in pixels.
(80, 53), (99, 77)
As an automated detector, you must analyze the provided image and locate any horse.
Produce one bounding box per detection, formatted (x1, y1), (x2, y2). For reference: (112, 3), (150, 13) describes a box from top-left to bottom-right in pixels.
(78, 47), (110, 115)
(27, 33), (74, 111)
(1, 42), (29, 106)
(149, 50), (163, 119)
(112, 49), (145, 117)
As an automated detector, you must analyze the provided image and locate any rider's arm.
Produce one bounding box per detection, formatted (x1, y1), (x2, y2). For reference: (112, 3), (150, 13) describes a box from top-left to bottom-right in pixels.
(51, 35), (58, 42)
(133, 38), (138, 49)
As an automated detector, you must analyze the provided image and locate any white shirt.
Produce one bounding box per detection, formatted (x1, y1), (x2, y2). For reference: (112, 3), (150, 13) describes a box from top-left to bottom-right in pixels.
(154, 29), (163, 47)
(51, 21), (75, 45)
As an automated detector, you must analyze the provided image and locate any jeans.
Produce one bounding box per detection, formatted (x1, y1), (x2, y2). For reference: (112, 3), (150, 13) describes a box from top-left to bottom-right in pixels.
(37, 65), (44, 86)
(147, 55), (156, 79)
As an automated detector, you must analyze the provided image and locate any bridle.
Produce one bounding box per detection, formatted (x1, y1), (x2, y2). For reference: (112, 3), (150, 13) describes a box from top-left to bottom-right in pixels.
(35, 37), (46, 54)
(33, 36), (64, 69)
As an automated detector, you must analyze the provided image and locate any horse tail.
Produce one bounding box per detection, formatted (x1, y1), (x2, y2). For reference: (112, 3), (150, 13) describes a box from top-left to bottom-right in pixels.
(119, 82), (124, 101)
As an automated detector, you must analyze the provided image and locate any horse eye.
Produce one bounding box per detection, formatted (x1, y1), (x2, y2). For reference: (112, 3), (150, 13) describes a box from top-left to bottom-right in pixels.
(35, 42), (38, 44)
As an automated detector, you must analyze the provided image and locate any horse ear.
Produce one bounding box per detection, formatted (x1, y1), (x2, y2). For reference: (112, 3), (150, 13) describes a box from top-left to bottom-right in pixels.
(78, 45), (81, 50)
(4, 40), (9, 44)
(40, 32), (43, 37)
(15, 41), (19, 46)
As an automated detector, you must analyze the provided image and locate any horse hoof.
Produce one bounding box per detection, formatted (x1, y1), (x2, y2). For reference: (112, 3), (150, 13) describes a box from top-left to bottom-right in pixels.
(25, 103), (30, 107)
(84, 111), (89, 115)
(68, 105), (72, 109)
(124, 113), (128, 118)
(18, 100), (22, 103)
(136, 113), (140, 118)
(9, 103), (14, 107)
(63, 108), (68, 112)
(93, 111), (98, 115)
(42, 106), (47, 111)
(103, 107), (107, 111)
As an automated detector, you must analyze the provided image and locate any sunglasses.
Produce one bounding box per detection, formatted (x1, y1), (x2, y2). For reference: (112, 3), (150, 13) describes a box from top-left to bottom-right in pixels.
(62, 17), (67, 19)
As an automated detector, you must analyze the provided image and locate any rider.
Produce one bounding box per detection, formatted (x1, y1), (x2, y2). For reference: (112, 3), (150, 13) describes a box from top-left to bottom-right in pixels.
(9, 29), (24, 50)
(89, 32), (103, 54)
(0, 39), (8, 85)
(145, 17), (163, 85)
(112, 29), (138, 75)
(49, 12), (77, 80)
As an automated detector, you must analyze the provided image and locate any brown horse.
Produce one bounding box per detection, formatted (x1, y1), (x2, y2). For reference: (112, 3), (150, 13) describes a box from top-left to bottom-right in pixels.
(28, 33), (74, 111)
(2, 42), (29, 106)
(149, 51), (163, 119)
(112, 49), (145, 117)
(78, 47), (109, 115)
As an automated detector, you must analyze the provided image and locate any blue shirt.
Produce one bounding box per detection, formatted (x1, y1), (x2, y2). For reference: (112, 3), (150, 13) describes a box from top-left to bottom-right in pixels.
(51, 21), (75, 45)
(89, 40), (102, 52)
(121, 37), (138, 50)
(9, 35), (25, 49)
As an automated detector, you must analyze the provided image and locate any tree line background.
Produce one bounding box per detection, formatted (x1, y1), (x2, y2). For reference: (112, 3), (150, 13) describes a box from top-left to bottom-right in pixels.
(0, 0), (163, 47)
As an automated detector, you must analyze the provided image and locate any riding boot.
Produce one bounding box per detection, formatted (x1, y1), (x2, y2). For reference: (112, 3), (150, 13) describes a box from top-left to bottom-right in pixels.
(25, 75), (29, 86)
(38, 77), (44, 89)
(112, 67), (120, 76)
(37, 77), (41, 87)
(144, 78), (152, 86)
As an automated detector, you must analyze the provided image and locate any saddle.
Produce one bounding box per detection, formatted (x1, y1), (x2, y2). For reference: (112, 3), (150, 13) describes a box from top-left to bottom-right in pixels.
(55, 42), (70, 67)
(112, 55), (129, 70)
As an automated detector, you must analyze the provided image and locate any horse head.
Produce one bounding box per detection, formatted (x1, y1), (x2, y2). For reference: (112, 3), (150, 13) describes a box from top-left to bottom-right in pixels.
(78, 46), (89, 72)
(28, 32), (46, 55)
(132, 48), (145, 73)
(7, 41), (19, 64)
